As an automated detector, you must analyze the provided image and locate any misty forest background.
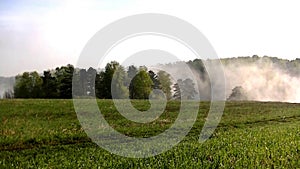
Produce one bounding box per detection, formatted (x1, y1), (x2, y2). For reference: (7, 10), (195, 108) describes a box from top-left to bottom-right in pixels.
(0, 55), (300, 102)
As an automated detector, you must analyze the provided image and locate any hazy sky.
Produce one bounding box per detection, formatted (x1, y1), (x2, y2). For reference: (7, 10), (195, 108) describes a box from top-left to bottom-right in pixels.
(1, 0), (300, 76)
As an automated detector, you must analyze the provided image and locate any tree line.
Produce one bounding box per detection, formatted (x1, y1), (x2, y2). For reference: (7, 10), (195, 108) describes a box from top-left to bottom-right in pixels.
(12, 61), (198, 100)
(4, 55), (300, 100)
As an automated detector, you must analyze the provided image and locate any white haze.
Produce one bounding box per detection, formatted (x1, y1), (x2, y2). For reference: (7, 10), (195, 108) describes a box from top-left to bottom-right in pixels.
(157, 57), (300, 103)
(223, 59), (300, 103)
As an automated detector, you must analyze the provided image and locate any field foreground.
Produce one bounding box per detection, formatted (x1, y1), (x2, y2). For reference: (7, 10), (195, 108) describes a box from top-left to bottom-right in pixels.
(0, 99), (300, 168)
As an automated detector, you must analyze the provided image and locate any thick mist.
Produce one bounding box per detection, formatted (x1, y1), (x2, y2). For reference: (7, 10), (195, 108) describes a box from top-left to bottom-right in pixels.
(0, 77), (15, 99)
(223, 58), (300, 102)
(158, 57), (300, 103)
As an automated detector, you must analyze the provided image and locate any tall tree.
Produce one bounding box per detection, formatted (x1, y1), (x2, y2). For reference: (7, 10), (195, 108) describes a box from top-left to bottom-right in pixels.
(157, 70), (172, 100)
(129, 69), (153, 99)
(14, 71), (43, 98)
(14, 72), (31, 98)
(29, 71), (43, 98)
(173, 78), (197, 100)
(182, 78), (197, 100)
(95, 70), (105, 99)
(127, 65), (138, 80)
(126, 65), (138, 88)
(187, 59), (207, 81)
(100, 61), (120, 99)
(148, 70), (160, 89)
(111, 65), (129, 99)
(42, 70), (58, 98)
(173, 79), (182, 100)
(55, 64), (74, 99)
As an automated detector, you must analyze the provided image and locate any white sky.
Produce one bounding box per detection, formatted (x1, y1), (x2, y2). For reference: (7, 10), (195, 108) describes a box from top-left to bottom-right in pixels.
(1, 0), (300, 76)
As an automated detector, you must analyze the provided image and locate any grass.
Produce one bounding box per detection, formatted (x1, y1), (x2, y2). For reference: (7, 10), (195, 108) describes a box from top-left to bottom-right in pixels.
(0, 99), (300, 168)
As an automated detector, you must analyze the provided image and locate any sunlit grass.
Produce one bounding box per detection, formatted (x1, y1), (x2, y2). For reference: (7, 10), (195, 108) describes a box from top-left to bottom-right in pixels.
(0, 99), (299, 168)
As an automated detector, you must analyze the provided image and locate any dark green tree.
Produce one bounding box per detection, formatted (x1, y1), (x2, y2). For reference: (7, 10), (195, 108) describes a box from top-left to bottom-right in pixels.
(187, 59), (207, 81)
(98, 61), (120, 99)
(95, 70), (105, 99)
(129, 69), (153, 99)
(148, 70), (160, 89)
(55, 64), (74, 99)
(14, 72), (31, 98)
(14, 72), (43, 98)
(42, 70), (58, 98)
(30, 71), (43, 98)
(14, 71), (43, 98)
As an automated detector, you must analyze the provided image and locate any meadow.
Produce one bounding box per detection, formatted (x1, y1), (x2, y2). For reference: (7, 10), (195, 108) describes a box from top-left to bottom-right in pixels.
(0, 99), (299, 168)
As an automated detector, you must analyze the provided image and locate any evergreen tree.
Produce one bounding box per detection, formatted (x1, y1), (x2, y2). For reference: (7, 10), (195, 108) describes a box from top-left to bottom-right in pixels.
(148, 70), (160, 89)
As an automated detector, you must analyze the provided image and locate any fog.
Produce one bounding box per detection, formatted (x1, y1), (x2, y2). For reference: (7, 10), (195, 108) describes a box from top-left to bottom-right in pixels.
(0, 77), (15, 99)
(158, 57), (300, 103)
(223, 58), (300, 103)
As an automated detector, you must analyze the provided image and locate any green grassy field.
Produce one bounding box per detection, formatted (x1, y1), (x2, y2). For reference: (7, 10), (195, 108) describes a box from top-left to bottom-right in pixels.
(0, 99), (300, 168)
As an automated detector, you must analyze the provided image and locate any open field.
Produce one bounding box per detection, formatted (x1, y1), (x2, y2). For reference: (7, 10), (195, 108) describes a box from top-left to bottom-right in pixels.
(0, 99), (300, 168)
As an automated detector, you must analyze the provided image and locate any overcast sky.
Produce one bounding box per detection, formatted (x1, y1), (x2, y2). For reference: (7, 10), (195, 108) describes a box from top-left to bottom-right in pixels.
(1, 0), (300, 76)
